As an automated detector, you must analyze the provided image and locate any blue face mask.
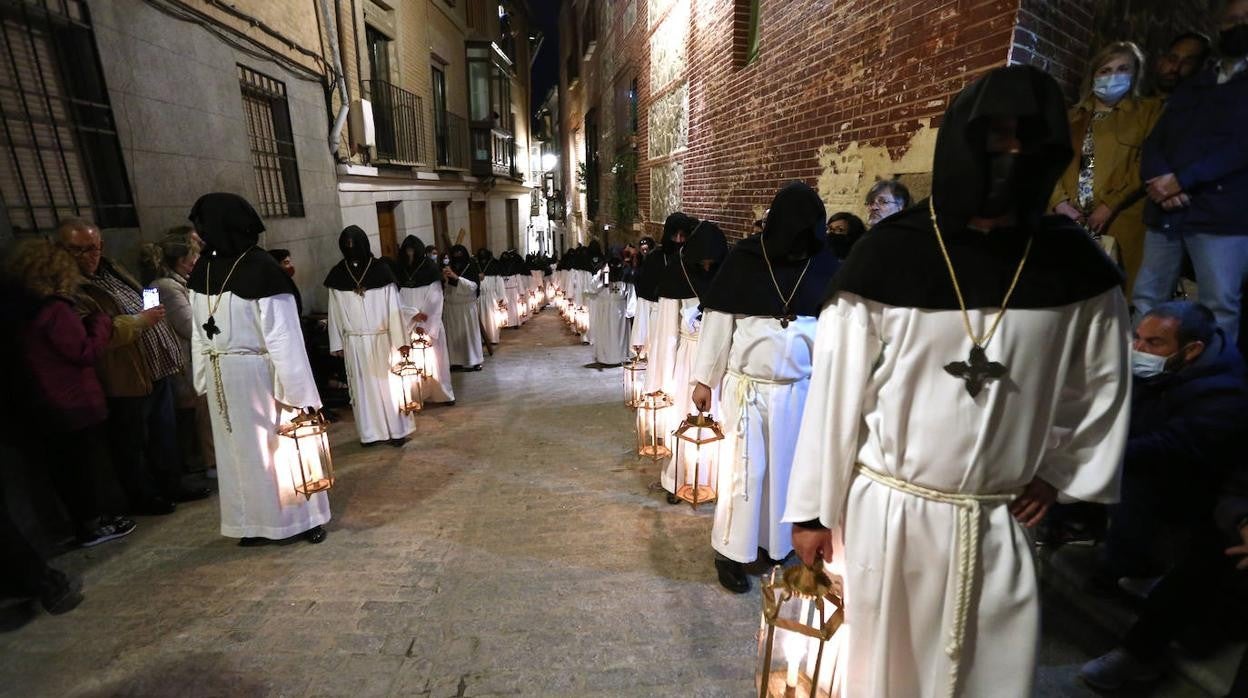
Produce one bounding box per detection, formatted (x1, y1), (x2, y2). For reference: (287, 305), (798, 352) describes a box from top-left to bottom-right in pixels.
(1130, 349), (1172, 378)
(1093, 74), (1133, 103)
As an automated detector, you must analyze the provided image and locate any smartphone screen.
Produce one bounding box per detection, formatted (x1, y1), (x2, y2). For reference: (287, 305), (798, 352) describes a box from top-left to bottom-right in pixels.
(142, 288), (160, 310)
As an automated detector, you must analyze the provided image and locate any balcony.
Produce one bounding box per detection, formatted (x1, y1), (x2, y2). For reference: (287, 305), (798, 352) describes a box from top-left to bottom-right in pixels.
(435, 111), (470, 170)
(471, 126), (518, 179)
(362, 80), (426, 166)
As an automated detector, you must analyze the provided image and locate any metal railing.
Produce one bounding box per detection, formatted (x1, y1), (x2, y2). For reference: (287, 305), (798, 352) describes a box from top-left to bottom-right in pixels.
(362, 79), (425, 165)
(470, 126), (518, 179)
(435, 111), (469, 170)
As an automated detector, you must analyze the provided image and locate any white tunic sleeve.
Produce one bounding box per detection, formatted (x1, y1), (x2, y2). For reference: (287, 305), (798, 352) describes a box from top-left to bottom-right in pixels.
(691, 309), (734, 389)
(1037, 288), (1132, 503)
(783, 294), (884, 527)
(385, 284), (406, 349)
(423, 285), (445, 339)
(190, 291), (209, 395)
(327, 291), (344, 354)
(260, 294), (322, 410)
(624, 283), (637, 319)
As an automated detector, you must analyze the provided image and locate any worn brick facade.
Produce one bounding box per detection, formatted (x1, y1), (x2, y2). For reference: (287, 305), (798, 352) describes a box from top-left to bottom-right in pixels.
(560, 0), (1098, 245)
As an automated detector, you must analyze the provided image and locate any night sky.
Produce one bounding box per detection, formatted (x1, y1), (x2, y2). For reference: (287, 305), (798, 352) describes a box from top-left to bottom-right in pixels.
(530, 1), (560, 116)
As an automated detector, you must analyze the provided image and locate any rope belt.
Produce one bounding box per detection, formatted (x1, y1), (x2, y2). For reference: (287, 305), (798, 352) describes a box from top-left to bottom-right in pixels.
(343, 329), (388, 337)
(678, 329), (699, 342)
(854, 463), (1018, 698)
(205, 348), (269, 433)
(720, 370), (804, 544)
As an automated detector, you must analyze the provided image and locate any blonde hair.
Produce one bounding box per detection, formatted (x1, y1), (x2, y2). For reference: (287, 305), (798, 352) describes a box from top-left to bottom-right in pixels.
(2, 237), (84, 300)
(139, 226), (200, 284)
(1080, 41), (1147, 103)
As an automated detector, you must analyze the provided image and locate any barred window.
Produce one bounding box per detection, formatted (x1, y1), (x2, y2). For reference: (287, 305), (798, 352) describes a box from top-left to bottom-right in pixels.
(238, 65), (303, 218)
(0, 0), (136, 237)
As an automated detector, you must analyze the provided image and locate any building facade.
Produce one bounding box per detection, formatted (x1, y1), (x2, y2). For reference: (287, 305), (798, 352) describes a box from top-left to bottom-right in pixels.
(557, 0), (1097, 245)
(0, 0), (539, 312)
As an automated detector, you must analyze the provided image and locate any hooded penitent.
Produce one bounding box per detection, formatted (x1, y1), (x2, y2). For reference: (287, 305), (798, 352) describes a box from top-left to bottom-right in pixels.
(828, 64), (1122, 310)
(478, 249), (504, 277)
(448, 244), (481, 286)
(633, 236), (661, 301)
(704, 181), (840, 318)
(643, 213), (699, 300)
(324, 225), (398, 292)
(391, 235), (441, 289)
(188, 192), (291, 298)
(657, 218), (728, 300)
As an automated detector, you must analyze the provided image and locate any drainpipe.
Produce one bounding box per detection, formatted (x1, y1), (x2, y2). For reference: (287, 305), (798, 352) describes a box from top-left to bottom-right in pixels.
(319, 0), (350, 156)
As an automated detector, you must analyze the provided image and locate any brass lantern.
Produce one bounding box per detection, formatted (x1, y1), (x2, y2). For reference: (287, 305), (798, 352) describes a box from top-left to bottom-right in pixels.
(390, 350), (425, 415)
(496, 298), (508, 329)
(277, 408), (335, 499)
(631, 343), (648, 363)
(622, 357), (646, 407)
(757, 564), (845, 698)
(409, 327), (434, 376)
(635, 390), (673, 460)
(672, 412), (725, 509)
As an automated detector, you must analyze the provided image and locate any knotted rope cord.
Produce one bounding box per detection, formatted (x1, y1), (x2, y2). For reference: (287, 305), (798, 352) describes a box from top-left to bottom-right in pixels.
(720, 369), (801, 544)
(854, 463), (1018, 698)
(205, 348), (269, 433)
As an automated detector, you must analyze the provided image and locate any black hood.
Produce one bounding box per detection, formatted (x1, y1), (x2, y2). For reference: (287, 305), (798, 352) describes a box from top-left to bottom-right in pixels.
(324, 225), (396, 292)
(706, 182), (838, 318)
(449, 244), (481, 288)
(661, 213), (699, 254)
(826, 65), (1122, 311)
(391, 235), (441, 289)
(658, 220), (728, 300)
(931, 64), (1073, 235)
(187, 193), (291, 299)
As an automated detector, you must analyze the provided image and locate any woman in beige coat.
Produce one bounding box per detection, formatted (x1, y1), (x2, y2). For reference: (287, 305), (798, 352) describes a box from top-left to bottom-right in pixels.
(1050, 41), (1164, 296)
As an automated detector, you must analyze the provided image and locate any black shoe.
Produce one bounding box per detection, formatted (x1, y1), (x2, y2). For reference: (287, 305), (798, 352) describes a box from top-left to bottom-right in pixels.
(133, 497), (176, 516)
(469, 365), (483, 372)
(666, 493), (681, 505)
(388, 438), (407, 448)
(360, 441), (380, 448)
(78, 517), (137, 547)
(715, 558), (750, 594)
(304, 526), (327, 544)
(450, 365), (465, 372)
(38, 570), (83, 615)
(171, 486), (213, 503)
(238, 537), (270, 547)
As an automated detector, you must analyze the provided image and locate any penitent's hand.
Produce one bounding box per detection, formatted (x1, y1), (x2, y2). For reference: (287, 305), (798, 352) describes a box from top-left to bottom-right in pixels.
(691, 382), (712, 413)
(1010, 477), (1057, 528)
(792, 525), (834, 567)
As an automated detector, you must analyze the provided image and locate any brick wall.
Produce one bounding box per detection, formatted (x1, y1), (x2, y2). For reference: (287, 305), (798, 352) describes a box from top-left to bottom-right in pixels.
(562, 0), (1100, 243)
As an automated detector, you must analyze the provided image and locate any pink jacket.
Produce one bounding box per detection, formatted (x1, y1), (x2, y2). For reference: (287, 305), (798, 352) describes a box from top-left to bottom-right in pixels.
(22, 297), (113, 431)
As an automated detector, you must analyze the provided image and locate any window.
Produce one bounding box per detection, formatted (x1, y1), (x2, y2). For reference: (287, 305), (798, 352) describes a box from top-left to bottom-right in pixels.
(432, 66), (448, 165)
(585, 109), (599, 220)
(238, 65), (304, 218)
(733, 0), (761, 68)
(0, 0), (136, 235)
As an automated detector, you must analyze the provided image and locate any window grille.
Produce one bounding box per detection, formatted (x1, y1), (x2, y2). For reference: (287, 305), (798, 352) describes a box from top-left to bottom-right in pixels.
(238, 64), (303, 218)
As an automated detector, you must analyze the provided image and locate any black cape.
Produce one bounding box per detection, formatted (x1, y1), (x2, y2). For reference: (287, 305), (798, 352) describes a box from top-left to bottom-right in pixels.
(324, 225), (397, 292)
(187, 192), (291, 299)
(658, 220), (728, 300)
(704, 182), (840, 318)
(478, 250), (504, 277)
(828, 65), (1122, 310)
(390, 235), (441, 289)
(448, 244), (481, 291)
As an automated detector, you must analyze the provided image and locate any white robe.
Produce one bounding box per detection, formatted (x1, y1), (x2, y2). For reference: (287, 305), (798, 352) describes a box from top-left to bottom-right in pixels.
(443, 276), (484, 368)
(630, 296), (655, 353)
(397, 283), (455, 404)
(477, 274), (506, 345)
(644, 296), (698, 394)
(783, 289), (1131, 697)
(328, 285), (414, 444)
(503, 274), (524, 327)
(190, 291), (330, 539)
(588, 280), (632, 365)
(661, 304), (720, 495)
(692, 310), (815, 563)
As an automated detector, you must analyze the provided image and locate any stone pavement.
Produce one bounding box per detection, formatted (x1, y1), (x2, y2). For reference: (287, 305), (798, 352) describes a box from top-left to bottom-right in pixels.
(0, 309), (1212, 697)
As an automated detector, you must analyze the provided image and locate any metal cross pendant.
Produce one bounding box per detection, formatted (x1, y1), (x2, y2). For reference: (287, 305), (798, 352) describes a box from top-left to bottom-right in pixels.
(354, 286), (366, 297)
(944, 344), (1007, 397)
(202, 315), (221, 339)
(777, 314), (797, 328)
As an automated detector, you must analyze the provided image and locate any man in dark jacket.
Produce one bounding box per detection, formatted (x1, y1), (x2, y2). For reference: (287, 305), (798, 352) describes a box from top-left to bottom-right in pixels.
(1135, 0), (1248, 344)
(1080, 301), (1248, 690)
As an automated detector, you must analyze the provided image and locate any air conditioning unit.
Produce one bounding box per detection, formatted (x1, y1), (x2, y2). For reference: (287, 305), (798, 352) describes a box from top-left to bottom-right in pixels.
(349, 99), (376, 148)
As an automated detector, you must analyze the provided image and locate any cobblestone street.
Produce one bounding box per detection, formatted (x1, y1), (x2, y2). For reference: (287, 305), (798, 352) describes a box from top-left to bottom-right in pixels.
(0, 311), (1208, 697)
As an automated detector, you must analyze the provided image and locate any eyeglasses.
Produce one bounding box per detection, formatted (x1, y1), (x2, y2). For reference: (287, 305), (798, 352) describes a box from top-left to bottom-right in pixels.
(868, 197), (898, 208)
(63, 244), (102, 257)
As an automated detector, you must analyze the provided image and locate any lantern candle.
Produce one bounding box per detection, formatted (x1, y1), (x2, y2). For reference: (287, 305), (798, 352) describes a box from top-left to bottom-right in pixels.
(277, 408), (335, 499)
(635, 391), (673, 460)
(756, 565), (843, 698)
(672, 412), (726, 509)
(390, 350), (425, 415)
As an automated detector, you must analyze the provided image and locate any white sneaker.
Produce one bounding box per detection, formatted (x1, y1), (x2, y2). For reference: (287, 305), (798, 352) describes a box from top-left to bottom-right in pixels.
(1079, 648), (1164, 691)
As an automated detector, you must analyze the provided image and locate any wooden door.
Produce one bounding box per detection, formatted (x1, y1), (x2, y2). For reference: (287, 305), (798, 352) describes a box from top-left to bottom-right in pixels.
(432, 201), (450, 252)
(469, 201), (487, 252)
(505, 198), (518, 251)
(376, 202), (398, 259)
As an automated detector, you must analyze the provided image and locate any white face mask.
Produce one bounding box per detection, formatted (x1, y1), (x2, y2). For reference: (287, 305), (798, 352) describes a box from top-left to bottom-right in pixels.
(1130, 349), (1171, 378)
(1093, 74), (1132, 103)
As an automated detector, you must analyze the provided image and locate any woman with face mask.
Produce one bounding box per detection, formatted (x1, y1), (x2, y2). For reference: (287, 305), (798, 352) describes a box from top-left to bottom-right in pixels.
(1050, 41), (1164, 296)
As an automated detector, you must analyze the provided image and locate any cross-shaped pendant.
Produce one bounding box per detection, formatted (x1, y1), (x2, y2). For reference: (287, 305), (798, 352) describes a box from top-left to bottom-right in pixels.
(944, 344), (1007, 397)
(354, 286), (366, 297)
(202, 315), (221, 339)
(777, 314), (797, 328)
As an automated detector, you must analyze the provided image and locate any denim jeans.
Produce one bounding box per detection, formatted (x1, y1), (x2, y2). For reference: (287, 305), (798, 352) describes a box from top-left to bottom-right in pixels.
(1132, 228), (1248, 344)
